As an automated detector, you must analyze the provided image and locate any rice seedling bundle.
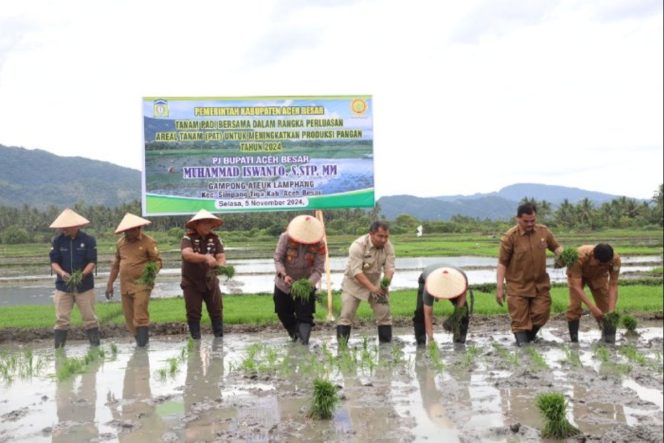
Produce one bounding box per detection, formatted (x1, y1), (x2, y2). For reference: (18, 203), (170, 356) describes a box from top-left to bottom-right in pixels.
(291, 278), (313, 302)
(603, 311), (621, 328)
(137, 261), (159, 286)
(215, 264), (236, 280)
(621, 315), (637, 332)
(535, 392), (580, 439)
(308, 378), (339, 419)
(558, 247), (579, 268)
(66, 269), (84, 292)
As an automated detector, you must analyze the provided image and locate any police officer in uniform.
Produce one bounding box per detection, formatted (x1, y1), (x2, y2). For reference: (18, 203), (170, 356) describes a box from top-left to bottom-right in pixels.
(273, 215), (326, 345)
(180, 209), (226, 339)
(49, 208), (100, 348)
(106, 213), (163, 347)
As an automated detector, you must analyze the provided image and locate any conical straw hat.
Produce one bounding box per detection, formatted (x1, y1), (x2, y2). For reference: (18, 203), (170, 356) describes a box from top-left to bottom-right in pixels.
(425, 267), (468, 300)
(49, 208), (90, 229)
(185, 209), (223, 229)
(287, 215), (324, 244)
(115, 213), (152, 234)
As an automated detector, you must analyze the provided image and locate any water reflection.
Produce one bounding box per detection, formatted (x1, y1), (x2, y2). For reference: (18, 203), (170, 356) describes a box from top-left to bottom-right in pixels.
(53, 353), (100, 442)
(107, 348), (167, 442)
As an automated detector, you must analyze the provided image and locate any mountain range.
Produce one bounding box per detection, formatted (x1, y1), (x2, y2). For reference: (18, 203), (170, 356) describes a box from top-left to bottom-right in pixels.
(1, 144), (634, 219)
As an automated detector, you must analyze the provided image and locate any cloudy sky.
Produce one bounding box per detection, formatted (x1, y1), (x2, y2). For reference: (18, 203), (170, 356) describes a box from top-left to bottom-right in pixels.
(1, 0), (662, 199)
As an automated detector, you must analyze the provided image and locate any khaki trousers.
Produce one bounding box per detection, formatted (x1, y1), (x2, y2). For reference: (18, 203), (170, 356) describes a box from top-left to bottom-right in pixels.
(507, 292), (551, 333)
(53, 289), (98, 330)
(122, 288), (151, 335)
(338, 292), (392, 326)
(566, 279), (610, 321)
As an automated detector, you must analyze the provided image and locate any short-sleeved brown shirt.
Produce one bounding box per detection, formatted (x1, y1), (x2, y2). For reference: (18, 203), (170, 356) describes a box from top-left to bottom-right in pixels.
(341, 233), (396, 301)
(498, 224), (561, 297)
(567, 245), (621, 288)
(273, 232), (326, 294)
(110, 233), (162, 295)
(180, 231), (224, 292)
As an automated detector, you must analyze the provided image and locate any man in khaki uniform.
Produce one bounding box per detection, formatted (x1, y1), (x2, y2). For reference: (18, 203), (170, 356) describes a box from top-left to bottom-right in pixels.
(274, 215), (326, 345)
(106, 213), (162, 347)
(49, 208), (100, 348)
(566, 243), (621, 343)
(496, 203), (562, 346)
(337, 221), (395, 344)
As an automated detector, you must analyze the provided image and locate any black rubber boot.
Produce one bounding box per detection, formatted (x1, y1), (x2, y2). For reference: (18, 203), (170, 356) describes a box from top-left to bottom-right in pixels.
(54, 329), (68, 349)
(86, 328), (101, 347)
(414, 321), (426, 346)
(378, 325), (392, 344)
(188, 322), (201, 340)
(136, 326), (149, 347)
(287, 325), (299, 342)
(568, 319), (580, 343)
(336, 325), (351, 344)
(453, 315), (470, 344)
(212, 319), (223, 337)
(528, 325), (541, 342)
(602, 318), (616, 344)
(297, 323), (312, 345)
(514, 331), (530, 347)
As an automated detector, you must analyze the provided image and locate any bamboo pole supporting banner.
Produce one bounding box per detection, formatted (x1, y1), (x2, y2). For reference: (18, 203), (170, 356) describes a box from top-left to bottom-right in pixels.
(315, 210), (335, 321)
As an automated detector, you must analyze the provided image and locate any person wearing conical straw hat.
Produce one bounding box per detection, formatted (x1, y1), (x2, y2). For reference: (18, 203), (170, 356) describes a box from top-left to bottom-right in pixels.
(273, 214), (326, 345)
(105, 213), (162, 347)
(49, 208), (100, 348)
(180, 209), (226, 339)
(413, 264), (471, 346)
(337, 221), (396, 345)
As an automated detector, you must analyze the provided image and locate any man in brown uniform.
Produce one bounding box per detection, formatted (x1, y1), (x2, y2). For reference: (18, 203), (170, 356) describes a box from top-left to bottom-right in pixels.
(181, 209), (226, 339)
(337, 221), (396, 344)
(496, 203), (563, 346)
(105, 213), (162, 347)
(566, 243), (621, 343)
(274, 215), (326, 345)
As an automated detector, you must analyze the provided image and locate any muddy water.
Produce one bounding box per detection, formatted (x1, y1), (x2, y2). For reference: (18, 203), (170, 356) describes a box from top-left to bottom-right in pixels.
(0, 321), (662, 442)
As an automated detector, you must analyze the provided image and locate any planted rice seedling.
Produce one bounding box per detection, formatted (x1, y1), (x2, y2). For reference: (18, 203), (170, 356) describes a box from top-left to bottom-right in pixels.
(291, 278), (313, 302)
(0, 349), (48, 383)
(525, 347), (549, 370)
(461, 345), (481, 368)
(535, 392), (580, 439)
(492, 342), (519, 367)
(562, 346), (582, 368)
(137, 261), (159, 286)
(621, 315), (638, 333)
(56, 347), (105, 381)
(428, 342), (444, 372)
(308, 378), (339, 420)
(618, 344), (648, 366)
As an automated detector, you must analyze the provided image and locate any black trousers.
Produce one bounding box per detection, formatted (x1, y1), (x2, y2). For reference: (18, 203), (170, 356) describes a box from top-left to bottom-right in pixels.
(273, 285), (316, 332)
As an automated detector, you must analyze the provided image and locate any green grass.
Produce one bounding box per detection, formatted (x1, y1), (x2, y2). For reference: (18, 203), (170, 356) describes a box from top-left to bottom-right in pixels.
(0, 285), (661, 329)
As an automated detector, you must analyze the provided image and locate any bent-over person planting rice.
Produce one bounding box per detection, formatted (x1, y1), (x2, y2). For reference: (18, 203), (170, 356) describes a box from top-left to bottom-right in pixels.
(273, 215), (326, 345)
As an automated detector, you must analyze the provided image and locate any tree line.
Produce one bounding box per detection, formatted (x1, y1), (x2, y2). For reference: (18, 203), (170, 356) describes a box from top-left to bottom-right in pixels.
(0, 185), (661, 244)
